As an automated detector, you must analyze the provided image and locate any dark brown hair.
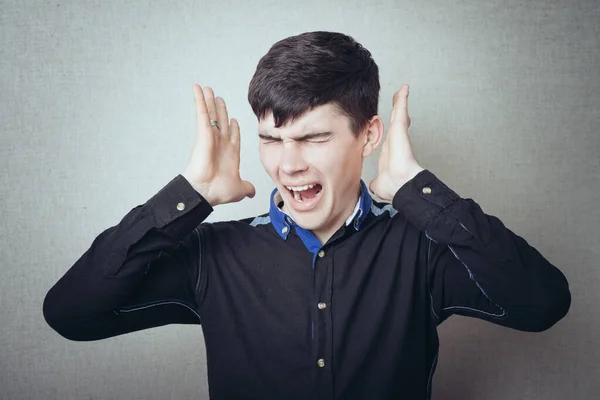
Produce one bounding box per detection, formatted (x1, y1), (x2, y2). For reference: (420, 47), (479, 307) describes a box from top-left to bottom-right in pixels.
(248, 31), (380, 136)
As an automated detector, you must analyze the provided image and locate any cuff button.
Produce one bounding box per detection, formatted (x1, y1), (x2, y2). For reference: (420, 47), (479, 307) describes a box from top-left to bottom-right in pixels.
(422, 187), (432, 195)
(176, 202), (185, 211)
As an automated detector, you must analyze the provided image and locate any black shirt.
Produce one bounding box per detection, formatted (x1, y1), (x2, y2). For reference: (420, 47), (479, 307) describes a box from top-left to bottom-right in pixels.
(43, 169), (571, 399)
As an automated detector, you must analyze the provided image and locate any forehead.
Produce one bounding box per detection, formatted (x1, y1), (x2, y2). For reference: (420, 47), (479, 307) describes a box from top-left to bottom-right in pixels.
(258, 103), (349, 136)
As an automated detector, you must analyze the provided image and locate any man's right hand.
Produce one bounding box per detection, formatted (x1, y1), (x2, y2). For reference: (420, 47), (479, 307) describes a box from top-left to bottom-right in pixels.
(182, 84), (256, 207)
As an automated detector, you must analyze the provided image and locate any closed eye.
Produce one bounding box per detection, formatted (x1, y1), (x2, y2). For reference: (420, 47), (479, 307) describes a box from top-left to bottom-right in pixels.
(300, 131), (334, 142)
(258, 134), (282, 143)
(258, 131), (334, 143)
(304, 138), (329, 144)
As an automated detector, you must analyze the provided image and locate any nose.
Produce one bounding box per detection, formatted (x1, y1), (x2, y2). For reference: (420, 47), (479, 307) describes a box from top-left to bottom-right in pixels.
(279, 141), (308, 176)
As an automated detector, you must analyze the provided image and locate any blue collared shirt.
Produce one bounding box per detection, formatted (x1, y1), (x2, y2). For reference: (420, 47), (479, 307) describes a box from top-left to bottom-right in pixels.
(268, 179), (373, 254)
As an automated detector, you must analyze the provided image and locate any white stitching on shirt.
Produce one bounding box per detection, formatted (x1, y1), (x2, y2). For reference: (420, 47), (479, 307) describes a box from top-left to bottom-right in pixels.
(144, 250), (162, 276)
(445, 244), (506, 317)
(250, 215), (271, 226)
(429, 290), (440, 321)
(441, 305), (505, 317)
(427, 351), (439, 400)
(427, 238), (440, 321)
(118, 300), (202, 322)
(425, 230), (438, 243)
(370, 203), (398, 217)
(194, 227), (202, 295)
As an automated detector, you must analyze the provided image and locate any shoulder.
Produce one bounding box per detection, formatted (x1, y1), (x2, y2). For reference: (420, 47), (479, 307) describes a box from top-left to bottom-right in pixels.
(197, 212), (275, 237)
(363, 199), (421, 238)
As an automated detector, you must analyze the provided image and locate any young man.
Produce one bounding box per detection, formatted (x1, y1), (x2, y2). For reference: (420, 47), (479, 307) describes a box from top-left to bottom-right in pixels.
(43, 31), (571, 399)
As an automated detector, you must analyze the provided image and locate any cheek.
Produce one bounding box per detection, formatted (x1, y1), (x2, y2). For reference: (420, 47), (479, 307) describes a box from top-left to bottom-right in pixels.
(259, 147), (280, 177)
(314, 147), (359, 177)
(302, 145), (339, 172)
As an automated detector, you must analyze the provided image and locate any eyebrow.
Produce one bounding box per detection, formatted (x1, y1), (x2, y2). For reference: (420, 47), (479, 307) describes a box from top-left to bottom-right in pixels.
(258, 131), (334, 141)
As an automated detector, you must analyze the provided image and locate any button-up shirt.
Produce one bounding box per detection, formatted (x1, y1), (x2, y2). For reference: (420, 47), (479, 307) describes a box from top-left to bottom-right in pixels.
(43, 170), (571, 399)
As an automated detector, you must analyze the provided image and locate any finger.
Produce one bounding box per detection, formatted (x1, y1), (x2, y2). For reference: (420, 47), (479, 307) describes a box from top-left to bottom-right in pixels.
(400, 84), (409, 112)
(192, 84), (211, 129)
(392, 84), (410, 125)
(203, 87), (219, 123)
(215, 96), (230, 137)
(230, 118), (240, 146)
(379, 139), (390, 171)
(393, 84), (409, 112)
(243, 180), (256, 198)
(392, 83), (409, 105)
(392, 90), (400, 107)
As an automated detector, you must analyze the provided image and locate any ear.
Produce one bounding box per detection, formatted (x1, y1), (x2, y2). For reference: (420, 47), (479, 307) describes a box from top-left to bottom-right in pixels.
(361, 115), (384, 158)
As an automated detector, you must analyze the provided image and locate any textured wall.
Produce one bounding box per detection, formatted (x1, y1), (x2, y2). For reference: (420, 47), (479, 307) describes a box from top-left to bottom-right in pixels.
(1, 0), (598, 399)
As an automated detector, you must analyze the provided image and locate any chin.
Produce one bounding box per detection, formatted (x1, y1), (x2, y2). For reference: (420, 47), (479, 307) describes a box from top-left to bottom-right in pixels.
(294, 217), (323, 231)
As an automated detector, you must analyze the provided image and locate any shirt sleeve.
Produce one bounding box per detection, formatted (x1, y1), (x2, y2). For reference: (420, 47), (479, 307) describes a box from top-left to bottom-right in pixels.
(43, 174), (214, 341)
(393, 169), (571, 332)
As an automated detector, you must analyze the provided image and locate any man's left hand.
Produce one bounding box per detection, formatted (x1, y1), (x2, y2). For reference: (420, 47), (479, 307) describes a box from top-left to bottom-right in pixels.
(369, 84), (425, 201)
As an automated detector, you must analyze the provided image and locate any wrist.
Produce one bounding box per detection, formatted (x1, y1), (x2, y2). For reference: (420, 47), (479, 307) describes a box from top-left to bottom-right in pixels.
(181, 172), (220, 207)
(394, 165), (426, 192)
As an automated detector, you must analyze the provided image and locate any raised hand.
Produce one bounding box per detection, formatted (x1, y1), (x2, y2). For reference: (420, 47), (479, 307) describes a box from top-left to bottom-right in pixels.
(182, 85), (256, 207)
(369, 84), (425, 201)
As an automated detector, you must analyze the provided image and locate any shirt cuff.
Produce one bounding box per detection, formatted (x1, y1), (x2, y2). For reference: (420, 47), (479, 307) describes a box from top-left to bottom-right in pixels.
(392, 169), (460, 231)
(145, 174), (214, 229)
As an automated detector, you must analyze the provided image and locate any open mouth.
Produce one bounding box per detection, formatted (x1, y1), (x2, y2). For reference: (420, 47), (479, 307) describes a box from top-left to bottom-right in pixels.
(285, 183), (323, 209)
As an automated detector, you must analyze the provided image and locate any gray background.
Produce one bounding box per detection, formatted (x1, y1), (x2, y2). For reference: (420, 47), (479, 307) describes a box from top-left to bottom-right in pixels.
(1, 0), (598, 399)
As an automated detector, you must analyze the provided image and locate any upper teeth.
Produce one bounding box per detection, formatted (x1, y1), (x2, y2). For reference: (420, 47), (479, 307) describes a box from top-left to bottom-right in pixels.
(286, 184), (315, 191)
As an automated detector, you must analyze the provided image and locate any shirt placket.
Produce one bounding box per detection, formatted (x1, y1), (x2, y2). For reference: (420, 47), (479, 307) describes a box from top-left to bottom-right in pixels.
(313, 246), (334, 399)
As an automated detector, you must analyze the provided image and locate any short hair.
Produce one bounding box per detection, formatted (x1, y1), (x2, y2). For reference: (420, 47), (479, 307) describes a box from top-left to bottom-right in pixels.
(248, 31), (380, 136)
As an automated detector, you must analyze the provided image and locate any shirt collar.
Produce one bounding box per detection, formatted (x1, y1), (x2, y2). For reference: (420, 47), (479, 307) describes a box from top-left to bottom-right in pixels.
(269, 179), (373, 242)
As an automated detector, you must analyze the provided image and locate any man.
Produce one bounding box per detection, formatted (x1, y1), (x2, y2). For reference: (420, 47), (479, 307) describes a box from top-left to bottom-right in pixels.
(43, 31), (571, 399)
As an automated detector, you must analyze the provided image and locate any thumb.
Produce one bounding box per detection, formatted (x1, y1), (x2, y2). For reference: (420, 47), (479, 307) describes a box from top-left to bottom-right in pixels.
(369, 177), (377, 194)
(243, 180), (256, 199)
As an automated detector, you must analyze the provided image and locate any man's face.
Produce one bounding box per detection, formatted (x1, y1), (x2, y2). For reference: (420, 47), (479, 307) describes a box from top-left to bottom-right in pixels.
(258, 104), (367, 239)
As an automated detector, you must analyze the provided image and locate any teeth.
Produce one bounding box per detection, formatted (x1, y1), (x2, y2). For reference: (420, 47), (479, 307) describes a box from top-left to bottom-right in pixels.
(293, 191), (303, 202)
(286, 184), (315, 191)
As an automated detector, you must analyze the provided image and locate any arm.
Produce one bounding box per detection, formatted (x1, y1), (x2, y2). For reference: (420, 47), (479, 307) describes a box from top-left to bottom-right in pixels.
(394, 169), (570, 332)
(43, 85), (255, 341)
(370, 84), (570, 331)
(43, 175), (213, 341)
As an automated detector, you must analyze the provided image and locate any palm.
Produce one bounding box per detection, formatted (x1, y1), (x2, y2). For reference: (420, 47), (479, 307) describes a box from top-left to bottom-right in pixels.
(369, 84), (423, 201)
(183, 85), (255, 206)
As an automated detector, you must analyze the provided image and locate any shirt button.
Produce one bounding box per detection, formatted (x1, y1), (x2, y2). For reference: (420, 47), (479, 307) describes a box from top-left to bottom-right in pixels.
(286, 217), (293, 224)
(281, 226), (288, 234)
(317, 302), (327, 310)
(176, 202), (185, 211)
(317, 250), (325, 258)
(317, 359), (325, 368)
(422, 187), (432, 194)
